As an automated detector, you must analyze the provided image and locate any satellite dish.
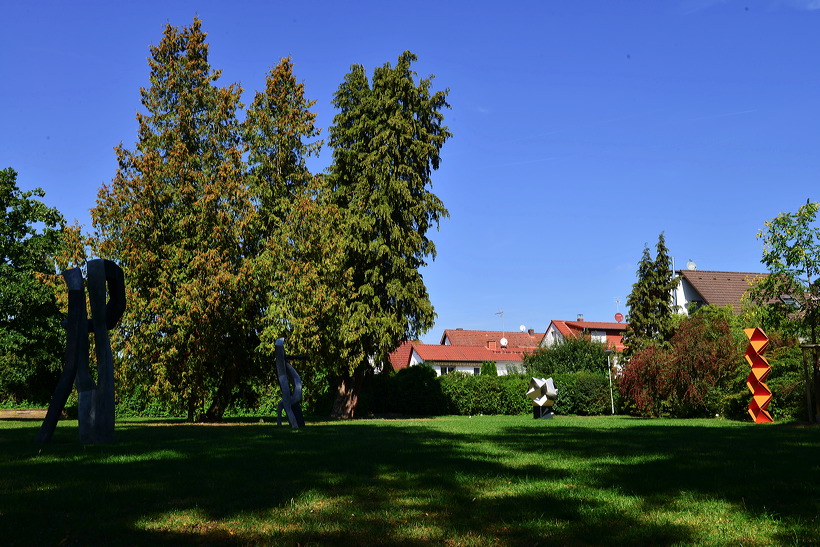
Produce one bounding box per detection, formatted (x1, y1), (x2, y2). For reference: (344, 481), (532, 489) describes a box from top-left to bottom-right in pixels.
(500, 337), (508, 348)
(686, 259), (697, 270)
(519, 325), (526, 332)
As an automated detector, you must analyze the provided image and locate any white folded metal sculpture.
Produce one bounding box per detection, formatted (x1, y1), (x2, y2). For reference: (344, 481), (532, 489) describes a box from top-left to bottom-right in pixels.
(526, 377), (557, 419)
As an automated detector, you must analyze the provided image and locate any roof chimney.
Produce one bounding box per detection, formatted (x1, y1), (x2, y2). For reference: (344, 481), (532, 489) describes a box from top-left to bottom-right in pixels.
(487, 339), (497, 350)
(577, 314), (584, 322)
(528, 328), (534, 335)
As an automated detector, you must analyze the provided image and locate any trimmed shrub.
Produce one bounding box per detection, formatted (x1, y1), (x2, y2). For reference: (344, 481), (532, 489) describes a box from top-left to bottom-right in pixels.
(361, 367), (614, 417)
(368, 365), (448, 416)
(550, 372), (611, 416)
(439, 373), (530, 415)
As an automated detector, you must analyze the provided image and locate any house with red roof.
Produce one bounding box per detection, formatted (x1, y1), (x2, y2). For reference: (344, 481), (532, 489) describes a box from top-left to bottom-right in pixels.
(388, 328), (543, 376)
(543, 316), (628, 352)
(407, 342), (528, 376)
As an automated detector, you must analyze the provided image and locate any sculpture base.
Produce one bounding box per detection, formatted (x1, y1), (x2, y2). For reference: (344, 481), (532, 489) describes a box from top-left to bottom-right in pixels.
(533, 406), (554, 419)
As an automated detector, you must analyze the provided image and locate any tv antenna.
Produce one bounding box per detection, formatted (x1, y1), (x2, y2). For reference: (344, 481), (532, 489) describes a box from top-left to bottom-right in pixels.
(495, 310), (507, 347)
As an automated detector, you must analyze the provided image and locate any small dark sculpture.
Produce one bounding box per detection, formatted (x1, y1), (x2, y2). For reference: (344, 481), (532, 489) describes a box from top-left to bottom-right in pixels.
(36, 260), (125, 444)
(275, 338), (305, 429)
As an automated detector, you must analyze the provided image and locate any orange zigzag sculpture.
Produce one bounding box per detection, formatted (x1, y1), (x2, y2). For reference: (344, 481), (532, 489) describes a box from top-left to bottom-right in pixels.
(744, 327), (773, 423)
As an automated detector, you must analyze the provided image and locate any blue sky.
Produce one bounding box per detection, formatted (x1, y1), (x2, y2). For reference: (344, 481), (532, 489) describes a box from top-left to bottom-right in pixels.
(3, 1), (819, 343)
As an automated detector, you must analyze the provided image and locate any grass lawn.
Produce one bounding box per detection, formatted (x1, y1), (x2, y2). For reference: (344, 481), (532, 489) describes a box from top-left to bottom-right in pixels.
(1, 415), (818, 546)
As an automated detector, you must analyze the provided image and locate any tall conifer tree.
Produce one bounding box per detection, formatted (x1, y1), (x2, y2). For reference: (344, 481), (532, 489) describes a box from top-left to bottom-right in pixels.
(243, 57), (357, 397)
(623, 233), (677, 358)
(651, 232), (677, 341)
(623, 244), (654, 359)
(92, 19), (256, 421)
(327, 51), (450, 417)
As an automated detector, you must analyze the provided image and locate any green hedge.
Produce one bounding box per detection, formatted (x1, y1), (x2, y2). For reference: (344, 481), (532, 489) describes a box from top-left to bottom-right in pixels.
(550, 372), (612, 416)
(439, 373), (530, 415)
(359, 365), (449, 416)
(360, 368), (614, 417)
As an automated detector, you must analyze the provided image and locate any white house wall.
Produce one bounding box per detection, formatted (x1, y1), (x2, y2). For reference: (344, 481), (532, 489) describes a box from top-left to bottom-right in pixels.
(673, 278), (704, 316)
(541, 325), (565, 348)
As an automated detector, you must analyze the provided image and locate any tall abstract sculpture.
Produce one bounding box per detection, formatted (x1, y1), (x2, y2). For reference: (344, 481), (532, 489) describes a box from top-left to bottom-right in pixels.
(527, 377), (558, 419)
(275, 338), (306, 429)
(36, 260), (126, 443)
(745, 327), (773, 423)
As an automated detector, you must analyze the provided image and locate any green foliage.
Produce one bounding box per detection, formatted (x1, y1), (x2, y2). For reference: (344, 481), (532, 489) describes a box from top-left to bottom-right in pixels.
(623, 233), (677, 357)
(752, 200), (820, 342)
(90, 21), (448, 421)
(91, 21), (351, 422)
(93, 18), (260, 422)
(620, 307), (744, 418)
(362, 368), (611, 417)
(753, 334), (812, 422)
(551, 372), (612, 416)
(363, 365), (447, 416)
(479, 360), (497, 375)
(439, 373), (530, 415)
(0, 167), (66, 404)
(244, 58), (357, 419)
(326, 51), (450, 416)
(523, 336), (610, 376)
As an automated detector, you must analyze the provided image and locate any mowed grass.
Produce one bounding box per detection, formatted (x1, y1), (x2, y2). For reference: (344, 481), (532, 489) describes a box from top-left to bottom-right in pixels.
(1, 415), (819, 546)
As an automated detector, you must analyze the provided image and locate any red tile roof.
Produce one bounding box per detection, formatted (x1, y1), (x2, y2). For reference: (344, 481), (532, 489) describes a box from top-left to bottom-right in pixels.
(413, 344), (527, 363)
(440, 329), (545, 348)
(563, 320), (627, 331)
(386, 338), (533, 372)
(677, 270), (768, 311)
(548, 319), (628, 352)
(388, 340), (415, 371)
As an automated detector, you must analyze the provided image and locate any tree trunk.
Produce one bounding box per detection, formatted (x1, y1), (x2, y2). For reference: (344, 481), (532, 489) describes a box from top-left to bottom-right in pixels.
(204, 361), (239, 422)
(331, 368), (365, 419)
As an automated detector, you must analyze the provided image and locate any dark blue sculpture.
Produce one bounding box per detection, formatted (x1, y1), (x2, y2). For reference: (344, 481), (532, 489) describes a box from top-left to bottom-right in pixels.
(275, 338), (305, 429)
(36, 259), (125, 443)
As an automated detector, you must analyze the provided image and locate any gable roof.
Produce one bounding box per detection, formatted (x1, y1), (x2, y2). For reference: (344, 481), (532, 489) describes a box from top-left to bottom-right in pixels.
(440, 328), (545, 348)
(388, 340), (415, 371)
(547, 319), (628, 352)
(677, 270), (768, 311)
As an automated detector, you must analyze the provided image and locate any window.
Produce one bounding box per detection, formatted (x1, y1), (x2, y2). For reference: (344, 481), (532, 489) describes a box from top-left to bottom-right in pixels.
(441, 366), (456, 375)
(591, 330), (606, 343)
(474, 367), (481, 375)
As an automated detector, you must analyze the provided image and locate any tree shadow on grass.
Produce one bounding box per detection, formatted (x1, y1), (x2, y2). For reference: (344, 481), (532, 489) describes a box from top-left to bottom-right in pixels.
(490, 418), (820, 545)
(0, 418), (719, 546)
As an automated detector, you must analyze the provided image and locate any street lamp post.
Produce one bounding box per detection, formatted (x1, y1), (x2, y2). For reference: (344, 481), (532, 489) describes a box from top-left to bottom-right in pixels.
(604, 350), (615, 415)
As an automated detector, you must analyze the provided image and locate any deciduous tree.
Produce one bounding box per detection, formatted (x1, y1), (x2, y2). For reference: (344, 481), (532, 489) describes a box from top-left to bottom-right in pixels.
(0, 168), (65, 403)
(620, 306), (744, 417)
(751, 200), (820, 421)
(523, 336), (609, 376)
(752, 200), (820, 342)
(326, 51), (451, 417)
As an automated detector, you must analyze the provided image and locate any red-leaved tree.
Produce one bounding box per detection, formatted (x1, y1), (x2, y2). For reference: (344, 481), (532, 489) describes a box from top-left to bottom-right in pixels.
(620, 307), (744, 417)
